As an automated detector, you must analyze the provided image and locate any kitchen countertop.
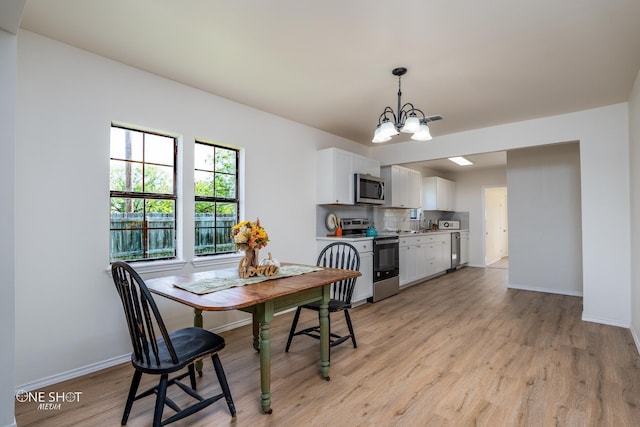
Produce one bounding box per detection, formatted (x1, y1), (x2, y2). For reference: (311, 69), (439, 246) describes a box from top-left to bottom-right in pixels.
(317, 230), (467, 241)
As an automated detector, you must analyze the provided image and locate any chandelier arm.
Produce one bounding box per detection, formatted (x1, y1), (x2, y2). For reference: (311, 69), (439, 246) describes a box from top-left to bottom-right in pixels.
(377, 107), (397, 126)
(408, 106), (427, 121)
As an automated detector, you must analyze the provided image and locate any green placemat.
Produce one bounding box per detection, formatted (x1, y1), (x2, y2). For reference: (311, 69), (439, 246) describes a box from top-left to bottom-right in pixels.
(174, 265), (324, 295)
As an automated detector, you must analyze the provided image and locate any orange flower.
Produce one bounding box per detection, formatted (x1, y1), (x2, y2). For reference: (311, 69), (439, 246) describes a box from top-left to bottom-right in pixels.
(230, 218), (269, 250)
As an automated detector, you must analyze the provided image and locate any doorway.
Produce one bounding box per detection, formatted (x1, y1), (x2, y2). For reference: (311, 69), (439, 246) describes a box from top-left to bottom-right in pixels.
(484, 186), (508, 268)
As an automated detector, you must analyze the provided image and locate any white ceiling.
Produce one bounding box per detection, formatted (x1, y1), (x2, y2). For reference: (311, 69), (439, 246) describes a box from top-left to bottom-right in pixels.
(18, 0), (640, 148)
(405, 151), (508, 175)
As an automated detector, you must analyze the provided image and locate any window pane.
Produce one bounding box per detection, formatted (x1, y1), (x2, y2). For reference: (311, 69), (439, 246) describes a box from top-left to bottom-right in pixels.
(110, 229), (144, 261)
(215, 147), (236, 174)
(110, 127), (143, 161)
(145, 134), (175, 166)
(195, 143), (214, 171)
(216, 202), (237, 217)
(215, 173), (236, 198)
(146, 199), (175, 259)
(110, 160), (143, 192)
(195, 170), (214, 197)
(110, 197), (144, 218)
(144, 164), (174, 194)
(110, 197), (144, 261)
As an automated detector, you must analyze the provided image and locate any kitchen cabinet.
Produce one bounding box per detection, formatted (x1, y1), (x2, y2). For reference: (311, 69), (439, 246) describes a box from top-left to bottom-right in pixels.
(399, 235), (429, 286)
(423, 176), (456, 211)
(460, 231), (469, 265)
(317, 148), (354, 204)
(381, 165), (421, 209)
(424, 233), (451, 276)
(435, 233), (452, 272)
(317, 148), (381, 205)
(408, 169), (421, 208)
(354, 153), (380, 177)
(401, 232), (451, 286)
(316, 238), (373, 304)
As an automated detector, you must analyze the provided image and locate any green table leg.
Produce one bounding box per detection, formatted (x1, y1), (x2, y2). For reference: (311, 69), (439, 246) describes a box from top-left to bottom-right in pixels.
(256, 302), (274, 414)
(252, 310), (260, 351)
(319, 284), (331, 380)
(193, 308), (204, 376)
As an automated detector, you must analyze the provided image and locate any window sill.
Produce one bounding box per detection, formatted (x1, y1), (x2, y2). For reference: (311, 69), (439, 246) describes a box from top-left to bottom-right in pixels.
(106, 259), (188, 276)
(192, 253), (242, 268)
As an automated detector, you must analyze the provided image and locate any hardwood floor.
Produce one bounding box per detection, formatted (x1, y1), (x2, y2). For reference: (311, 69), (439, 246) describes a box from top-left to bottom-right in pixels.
(15, 267), (640, 426)
(488, 256), (509, 270)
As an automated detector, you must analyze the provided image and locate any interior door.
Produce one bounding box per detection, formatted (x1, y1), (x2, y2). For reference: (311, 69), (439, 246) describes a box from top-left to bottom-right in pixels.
(484, 186), (508, 265)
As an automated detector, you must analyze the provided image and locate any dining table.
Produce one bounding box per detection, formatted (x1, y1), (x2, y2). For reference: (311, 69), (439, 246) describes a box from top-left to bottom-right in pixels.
(144, 263), (361, 414)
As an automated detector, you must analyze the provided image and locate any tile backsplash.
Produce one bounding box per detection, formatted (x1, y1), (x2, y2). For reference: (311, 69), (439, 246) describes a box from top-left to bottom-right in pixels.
(317, 205), (469, 236)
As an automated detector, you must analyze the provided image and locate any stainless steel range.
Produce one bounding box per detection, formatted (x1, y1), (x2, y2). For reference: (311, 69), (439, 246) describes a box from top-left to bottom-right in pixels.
(341, 218), (400, 302)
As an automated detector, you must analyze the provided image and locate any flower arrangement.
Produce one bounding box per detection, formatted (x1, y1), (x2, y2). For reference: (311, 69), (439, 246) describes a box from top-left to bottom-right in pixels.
(231, 218), (269, 251)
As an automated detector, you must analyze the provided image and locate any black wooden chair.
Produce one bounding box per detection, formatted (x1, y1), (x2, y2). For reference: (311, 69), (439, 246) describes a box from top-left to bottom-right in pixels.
(285, 242), (360, 352)
(111, 261), (235, 427)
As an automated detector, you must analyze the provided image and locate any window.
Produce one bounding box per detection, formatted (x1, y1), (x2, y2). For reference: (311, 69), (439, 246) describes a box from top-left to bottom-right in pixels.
(194, 141), (239, 256)
(109, 126), (177, 262)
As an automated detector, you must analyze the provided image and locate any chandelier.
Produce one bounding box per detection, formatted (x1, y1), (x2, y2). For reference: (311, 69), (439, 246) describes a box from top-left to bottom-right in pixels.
(372, 67), (442, 143)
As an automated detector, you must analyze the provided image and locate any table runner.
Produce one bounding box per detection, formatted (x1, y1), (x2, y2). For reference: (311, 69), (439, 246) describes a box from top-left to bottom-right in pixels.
(173, 265), (324, 295)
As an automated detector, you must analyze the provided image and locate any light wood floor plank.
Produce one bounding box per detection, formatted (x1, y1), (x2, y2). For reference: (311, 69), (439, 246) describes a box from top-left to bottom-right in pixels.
(15, 267), (640, 426)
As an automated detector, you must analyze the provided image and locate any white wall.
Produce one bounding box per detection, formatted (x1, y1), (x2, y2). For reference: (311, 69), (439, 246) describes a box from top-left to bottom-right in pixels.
(630, 69), (640, 344)
(0, 27), (18, 427)
(14, 31), (365, 388)
(370, 103), (631, 327)
(506, 143), (583, 296)
(450, 167), (506, 267)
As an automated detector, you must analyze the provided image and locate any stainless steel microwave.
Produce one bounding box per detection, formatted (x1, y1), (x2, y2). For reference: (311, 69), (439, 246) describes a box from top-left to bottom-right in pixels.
(355, 173), (385, 205)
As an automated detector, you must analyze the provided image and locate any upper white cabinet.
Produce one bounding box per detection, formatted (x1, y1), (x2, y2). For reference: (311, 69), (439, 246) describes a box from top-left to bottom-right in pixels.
(423, 176), (456, 211)
(353, 154), (380, 177)
(381, 165), (421, 209)
(317, 148), (354, 204)
(408, 169), (421, 208)
(317, 148), (380, 205)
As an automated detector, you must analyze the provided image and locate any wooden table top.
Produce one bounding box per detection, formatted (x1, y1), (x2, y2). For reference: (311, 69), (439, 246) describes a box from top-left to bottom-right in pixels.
(144, 263), (361, 311)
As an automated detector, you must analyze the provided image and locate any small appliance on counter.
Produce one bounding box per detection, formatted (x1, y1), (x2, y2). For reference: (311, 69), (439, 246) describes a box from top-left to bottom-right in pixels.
(438, 220), (460, 230)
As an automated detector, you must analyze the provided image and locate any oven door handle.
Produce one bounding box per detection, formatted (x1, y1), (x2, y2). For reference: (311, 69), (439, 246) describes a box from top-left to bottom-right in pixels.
(375, 237), (399, 245)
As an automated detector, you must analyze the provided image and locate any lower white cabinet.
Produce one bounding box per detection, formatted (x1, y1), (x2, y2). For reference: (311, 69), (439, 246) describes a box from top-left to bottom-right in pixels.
(316, 239), (373, 304)
(356, 251), (373, 303)
(400, 232), (452, 287)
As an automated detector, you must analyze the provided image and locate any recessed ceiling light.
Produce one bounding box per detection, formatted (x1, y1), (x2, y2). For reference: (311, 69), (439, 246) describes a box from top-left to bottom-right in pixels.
(448, 156), (473, 166)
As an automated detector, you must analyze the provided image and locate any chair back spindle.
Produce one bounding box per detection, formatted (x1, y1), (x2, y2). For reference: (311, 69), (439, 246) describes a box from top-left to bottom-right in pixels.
(317, 242), (360, 305)
(112, 261), (179, 366)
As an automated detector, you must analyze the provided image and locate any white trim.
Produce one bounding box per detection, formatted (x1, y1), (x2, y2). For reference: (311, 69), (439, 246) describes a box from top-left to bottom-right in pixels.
(581, 314), (630, 329)
(1, 419), (17, 427)
(105, 259), (188, 276)
(192, 253), (242, 269)
(507, 283), (583, 297)
(631, 325), (640, 357)
(15, 353), (131, 393)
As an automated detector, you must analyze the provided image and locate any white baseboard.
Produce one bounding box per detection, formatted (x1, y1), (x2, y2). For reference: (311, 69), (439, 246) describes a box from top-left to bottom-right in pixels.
(630, 325), (640, 356)
(581, 314), (630, 329)
(1, 418), (17, 427)
(14, 311), (302, 393)
(508, 283), (583, 297)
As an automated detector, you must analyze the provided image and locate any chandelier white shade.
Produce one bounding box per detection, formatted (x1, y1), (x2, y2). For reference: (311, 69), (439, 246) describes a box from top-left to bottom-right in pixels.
(372, 67), (442, 143)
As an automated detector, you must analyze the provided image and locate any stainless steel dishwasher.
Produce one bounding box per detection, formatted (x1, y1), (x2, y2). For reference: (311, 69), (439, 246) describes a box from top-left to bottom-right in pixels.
(450, 232), (461, 271)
